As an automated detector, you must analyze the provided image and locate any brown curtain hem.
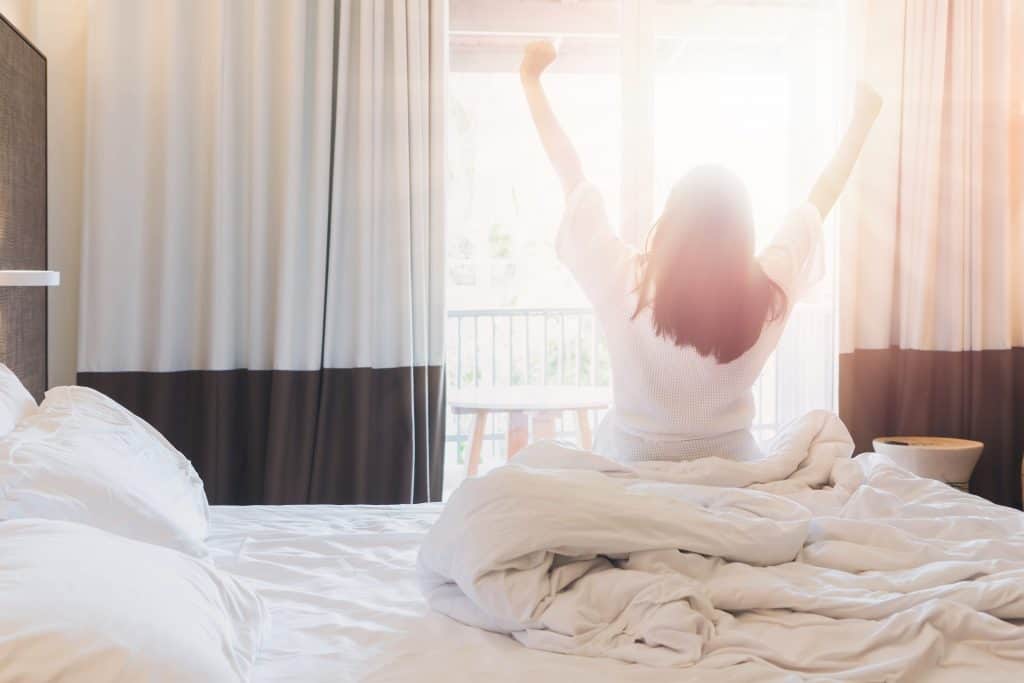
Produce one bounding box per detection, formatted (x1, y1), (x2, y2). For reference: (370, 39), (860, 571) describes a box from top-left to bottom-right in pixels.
(840, 347), (1024, 509)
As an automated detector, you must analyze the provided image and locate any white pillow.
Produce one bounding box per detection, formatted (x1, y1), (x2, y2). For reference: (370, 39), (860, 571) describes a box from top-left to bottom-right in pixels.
(0, 518), (266, 682)
(0, 385), (210, 555)
(0, 363), (36, 437)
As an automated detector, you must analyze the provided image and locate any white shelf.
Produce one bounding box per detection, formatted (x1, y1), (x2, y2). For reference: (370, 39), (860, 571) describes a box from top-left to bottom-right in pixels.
(0, 270), (60, 287)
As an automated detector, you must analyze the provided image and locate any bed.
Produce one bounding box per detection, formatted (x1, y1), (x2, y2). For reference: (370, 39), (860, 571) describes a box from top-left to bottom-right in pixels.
(221, 412), (1024, 682)
(211, 463), (1024, 683)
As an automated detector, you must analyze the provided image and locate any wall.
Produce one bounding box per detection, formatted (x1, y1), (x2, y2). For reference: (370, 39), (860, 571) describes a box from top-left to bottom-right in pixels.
(0, 0), (85, 388)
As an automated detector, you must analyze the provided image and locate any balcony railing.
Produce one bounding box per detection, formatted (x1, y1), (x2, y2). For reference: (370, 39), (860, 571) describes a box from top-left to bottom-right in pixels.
(444, 303), (834, 482)
(445, 308), (608, 482)
(448, 307), (608, 389)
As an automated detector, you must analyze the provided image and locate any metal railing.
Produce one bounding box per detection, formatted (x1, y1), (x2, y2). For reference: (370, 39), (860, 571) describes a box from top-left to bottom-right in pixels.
(445, 308), (609, 476)
(447, 307), (609, 389)
(444, 303), (834, 476)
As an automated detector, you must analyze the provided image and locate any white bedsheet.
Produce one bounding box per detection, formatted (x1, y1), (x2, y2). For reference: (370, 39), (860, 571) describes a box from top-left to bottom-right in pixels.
(418, 412), (1024, 681)
(209, 506), (802, 682)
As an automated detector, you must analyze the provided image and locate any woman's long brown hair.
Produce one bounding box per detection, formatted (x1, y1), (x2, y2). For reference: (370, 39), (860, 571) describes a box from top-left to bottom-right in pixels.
(631, 166), (787, 364)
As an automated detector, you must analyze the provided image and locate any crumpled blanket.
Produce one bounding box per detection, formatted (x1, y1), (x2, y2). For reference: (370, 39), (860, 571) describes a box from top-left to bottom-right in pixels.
(418, 411), (1024, 680)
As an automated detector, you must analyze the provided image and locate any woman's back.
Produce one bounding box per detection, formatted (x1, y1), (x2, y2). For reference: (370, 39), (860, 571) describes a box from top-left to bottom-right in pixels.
(609, 304), (778, 437)
(557, 182), (824, 462)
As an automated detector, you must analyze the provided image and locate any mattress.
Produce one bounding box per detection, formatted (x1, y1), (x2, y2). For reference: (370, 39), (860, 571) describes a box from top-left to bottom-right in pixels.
(208, 504), (789, 683)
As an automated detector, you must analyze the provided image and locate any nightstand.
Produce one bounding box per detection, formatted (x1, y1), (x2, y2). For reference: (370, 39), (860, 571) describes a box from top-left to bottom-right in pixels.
(873, 437), (984, 492)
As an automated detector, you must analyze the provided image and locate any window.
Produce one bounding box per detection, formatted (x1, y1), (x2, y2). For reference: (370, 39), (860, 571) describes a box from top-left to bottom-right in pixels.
(446, 0), (845, 495)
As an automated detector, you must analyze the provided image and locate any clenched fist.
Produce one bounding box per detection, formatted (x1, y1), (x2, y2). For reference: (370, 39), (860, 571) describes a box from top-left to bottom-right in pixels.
(520, 40), (557, 79)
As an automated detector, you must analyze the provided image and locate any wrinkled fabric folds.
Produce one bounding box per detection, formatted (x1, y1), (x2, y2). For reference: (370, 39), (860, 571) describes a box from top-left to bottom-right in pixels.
(419, 411), (1024, 678)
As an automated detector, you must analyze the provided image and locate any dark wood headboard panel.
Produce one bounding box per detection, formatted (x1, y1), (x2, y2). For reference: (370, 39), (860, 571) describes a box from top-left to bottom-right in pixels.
(0, 13), (47, 400)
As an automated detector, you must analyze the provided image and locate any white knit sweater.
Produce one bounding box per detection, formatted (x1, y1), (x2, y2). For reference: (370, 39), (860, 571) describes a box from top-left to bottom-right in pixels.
(556, 181), (824, 462)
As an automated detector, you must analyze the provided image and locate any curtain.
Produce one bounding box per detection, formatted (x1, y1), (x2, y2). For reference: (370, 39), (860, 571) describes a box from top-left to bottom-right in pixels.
(840, 0), (1024, 508)
(76, 0), (446, 504)
(308, 0), (446, 503)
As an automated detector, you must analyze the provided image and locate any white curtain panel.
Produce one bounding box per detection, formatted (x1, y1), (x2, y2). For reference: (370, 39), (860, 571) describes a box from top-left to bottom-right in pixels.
(72, 0), (447, 503)
(841, 0), (1024, 355)
(325, 0), (445, 371)
(78, 0), (336, 373)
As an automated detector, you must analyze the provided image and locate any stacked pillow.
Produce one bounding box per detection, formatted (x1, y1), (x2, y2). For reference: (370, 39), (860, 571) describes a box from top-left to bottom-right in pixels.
(0, 365), (266, 681)
(0, 381), (210, 555)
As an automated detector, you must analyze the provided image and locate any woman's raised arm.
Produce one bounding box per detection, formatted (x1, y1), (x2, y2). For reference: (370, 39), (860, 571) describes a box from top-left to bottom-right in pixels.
(520, 41), (585, 196)
(808, 81), (883, 219)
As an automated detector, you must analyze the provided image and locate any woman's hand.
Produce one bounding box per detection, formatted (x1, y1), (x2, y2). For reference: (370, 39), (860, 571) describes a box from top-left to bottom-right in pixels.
(521, 40), (557, 80)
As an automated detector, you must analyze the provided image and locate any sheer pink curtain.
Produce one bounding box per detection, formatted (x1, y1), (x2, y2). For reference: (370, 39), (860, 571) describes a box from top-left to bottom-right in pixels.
(840, 0), (1024, 507)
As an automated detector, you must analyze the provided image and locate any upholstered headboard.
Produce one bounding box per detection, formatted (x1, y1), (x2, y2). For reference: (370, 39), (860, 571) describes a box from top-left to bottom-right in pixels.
(0, 13), (47, 400)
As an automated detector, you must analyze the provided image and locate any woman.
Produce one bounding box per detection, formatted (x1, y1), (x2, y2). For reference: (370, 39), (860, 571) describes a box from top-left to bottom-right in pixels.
(519, 40), (881, 463)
